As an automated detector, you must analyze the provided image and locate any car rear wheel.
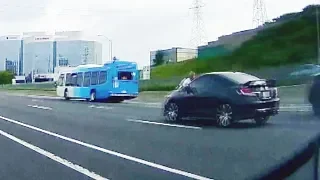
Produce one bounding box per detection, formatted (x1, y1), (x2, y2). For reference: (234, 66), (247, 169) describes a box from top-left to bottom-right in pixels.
(216, 104), (233, 127)
(164, 102), (181, 122)
(254, 116), (270, 125)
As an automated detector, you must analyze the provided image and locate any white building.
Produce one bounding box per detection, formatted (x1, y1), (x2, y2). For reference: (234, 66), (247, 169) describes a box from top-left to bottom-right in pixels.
(0, 31), (103, 79)
(0, 35), (23, 75)
(55, 31), (102, 66)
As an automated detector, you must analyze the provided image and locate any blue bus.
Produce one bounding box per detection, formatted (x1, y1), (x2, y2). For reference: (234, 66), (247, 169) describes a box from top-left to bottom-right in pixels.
(56, 60), (139, 102)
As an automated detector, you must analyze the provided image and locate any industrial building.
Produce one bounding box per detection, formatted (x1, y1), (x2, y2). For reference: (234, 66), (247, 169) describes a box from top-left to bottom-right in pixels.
(0, 31), (103, 80)
(197, 25), (271, 59)
(150, 47), (197, 67)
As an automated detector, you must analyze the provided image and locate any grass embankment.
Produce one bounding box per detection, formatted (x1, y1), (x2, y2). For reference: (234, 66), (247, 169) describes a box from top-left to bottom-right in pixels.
(144, 5), (318, 91)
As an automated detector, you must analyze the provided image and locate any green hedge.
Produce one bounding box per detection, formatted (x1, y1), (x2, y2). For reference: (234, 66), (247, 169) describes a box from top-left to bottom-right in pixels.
(0, 76), (310, 93)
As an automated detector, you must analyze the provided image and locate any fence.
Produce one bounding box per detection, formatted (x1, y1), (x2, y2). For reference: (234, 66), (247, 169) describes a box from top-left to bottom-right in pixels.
(252, 133), (320, 180)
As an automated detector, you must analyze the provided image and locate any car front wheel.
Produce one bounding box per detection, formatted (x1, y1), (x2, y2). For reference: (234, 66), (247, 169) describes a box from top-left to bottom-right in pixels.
(164, 102), (181, 122)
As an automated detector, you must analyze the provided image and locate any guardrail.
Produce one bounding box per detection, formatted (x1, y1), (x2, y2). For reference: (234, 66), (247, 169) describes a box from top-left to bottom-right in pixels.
(253, 134), (320, 180)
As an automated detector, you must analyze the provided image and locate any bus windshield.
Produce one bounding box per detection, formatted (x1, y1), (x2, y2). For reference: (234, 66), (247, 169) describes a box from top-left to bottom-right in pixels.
(118, 71), (133, 80)
(57, 74), (64, 86)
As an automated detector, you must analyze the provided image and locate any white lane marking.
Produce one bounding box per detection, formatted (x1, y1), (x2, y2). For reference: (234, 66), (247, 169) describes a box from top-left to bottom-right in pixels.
(88, 105), (112, 110)
(278, 84), (306, 88)
(31, 99), (43, 102)
(127, 119), (202, 130)
(27, 95), (61, 100)
(27, 105), (52, 110)
(279, 109), (311, 112)
(0, 115), (213, 180)
(0, 129), (108, 180)
(125, 101), (162, 105)
(281, 104), (311, 107)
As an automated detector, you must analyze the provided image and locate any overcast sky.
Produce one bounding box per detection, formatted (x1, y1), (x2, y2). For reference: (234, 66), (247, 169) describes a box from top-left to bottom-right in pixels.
(0, 0), (316, 68)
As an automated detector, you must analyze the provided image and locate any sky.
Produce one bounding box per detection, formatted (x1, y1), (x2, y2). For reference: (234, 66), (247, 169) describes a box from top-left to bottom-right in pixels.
(0, 0), (317, 68)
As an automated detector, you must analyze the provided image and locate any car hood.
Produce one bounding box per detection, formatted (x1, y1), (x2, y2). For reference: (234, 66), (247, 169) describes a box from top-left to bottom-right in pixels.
(165, 89), (180, 98)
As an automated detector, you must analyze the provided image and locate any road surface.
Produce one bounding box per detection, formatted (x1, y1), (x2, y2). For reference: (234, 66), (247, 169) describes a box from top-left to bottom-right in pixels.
(0, 93), (318, 180)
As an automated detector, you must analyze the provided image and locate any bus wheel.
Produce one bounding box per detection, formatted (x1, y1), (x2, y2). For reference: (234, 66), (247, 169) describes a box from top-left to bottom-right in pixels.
(64, 89), (70, 100)
(89, 91), (96, 102)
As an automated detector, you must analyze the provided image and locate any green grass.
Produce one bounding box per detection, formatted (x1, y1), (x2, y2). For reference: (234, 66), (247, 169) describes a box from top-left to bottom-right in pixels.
(150, 5), (317, 81)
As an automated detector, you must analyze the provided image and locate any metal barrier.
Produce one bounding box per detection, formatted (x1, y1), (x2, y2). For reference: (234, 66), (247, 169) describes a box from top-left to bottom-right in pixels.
(253, 134), (320, 180)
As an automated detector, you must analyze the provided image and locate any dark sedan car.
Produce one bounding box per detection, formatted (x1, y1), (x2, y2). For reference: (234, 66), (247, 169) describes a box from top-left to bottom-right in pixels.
(163, 72), (280, 127)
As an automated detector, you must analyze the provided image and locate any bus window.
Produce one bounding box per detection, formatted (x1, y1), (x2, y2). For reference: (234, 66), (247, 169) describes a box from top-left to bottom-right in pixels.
(76, 72), (83, 87)
(70, 73), (77, 86)
(83, 72), (91, 87)
(57, 74), (64, 86)
(65, 73), (72, 86)
(118, 71), (133, 80)
(99, 71), (107, 84)
(91, 71), (98, 85)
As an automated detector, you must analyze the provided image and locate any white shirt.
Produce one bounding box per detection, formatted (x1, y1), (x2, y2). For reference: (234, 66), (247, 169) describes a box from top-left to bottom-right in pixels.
(182, 78), (192, 87)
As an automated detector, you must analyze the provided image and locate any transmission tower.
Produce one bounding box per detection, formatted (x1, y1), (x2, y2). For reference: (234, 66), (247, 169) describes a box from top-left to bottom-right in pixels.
(190, 0), (207, 48)
(252, 0), (268, 28)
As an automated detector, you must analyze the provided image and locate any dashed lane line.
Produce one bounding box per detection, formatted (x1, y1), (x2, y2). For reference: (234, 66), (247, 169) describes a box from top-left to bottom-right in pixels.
(126, 119), (202, 130)
(27, 105), (52, 110)
(88, 105), (113, 110)
(0, 129), (108, 180)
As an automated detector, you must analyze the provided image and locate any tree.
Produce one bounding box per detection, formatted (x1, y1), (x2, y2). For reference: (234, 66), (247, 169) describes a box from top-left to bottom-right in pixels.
(153, 51), (165, 66)
(0, 71), (14, 85)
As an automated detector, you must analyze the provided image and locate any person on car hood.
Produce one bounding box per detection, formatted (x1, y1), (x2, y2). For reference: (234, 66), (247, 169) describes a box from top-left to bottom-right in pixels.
(179, 71), (196, 88)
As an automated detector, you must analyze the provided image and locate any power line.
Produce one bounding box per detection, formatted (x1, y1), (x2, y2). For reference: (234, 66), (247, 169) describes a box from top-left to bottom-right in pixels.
(190, 0), (207, 48)
(252, 0), (268, 28)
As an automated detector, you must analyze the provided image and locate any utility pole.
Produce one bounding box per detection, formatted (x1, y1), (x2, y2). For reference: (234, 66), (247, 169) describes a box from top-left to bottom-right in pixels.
(97, 35), (113, 61)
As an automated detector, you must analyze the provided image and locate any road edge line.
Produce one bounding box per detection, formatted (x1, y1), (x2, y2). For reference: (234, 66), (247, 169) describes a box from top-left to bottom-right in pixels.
(0, 129), (108, 180)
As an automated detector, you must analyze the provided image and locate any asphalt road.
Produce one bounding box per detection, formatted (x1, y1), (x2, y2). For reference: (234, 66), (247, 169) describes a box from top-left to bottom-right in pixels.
(0, 93), (319, 180)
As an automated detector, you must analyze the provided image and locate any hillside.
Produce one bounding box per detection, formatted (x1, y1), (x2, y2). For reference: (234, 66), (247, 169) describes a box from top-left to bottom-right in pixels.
(151, 5), (318, 79)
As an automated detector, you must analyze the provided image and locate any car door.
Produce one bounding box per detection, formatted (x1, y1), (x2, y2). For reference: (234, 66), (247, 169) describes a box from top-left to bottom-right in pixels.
(172, 87), (195, 117)
(187, 75), (217, 118)
(181, 76), (207, 117)
(191, 75), (235, 118)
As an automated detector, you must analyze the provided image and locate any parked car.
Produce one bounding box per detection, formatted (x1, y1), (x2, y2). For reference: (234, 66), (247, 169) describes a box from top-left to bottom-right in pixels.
(308, 73), (320, 116)
(290, 64), (320, 77)
(162, 72), (280, 127)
